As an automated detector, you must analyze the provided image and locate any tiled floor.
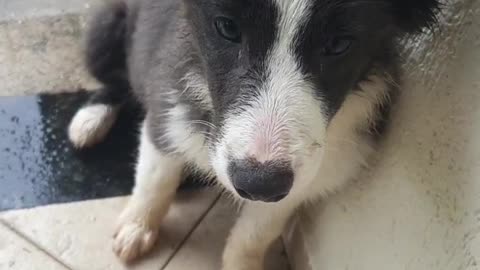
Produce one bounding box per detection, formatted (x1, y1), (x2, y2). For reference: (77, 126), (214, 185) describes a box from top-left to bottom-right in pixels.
(0, 2), (291, 269)
(0, 221), (68, 270)
(0, 190), (290, 270)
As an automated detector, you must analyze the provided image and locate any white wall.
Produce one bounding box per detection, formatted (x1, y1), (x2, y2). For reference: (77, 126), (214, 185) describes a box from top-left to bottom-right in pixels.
(285, 1), (480, 269)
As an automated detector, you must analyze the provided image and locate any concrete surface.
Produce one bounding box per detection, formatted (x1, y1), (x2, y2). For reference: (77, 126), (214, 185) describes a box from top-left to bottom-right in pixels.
(0, 0), (96, 21)
(0, 0), (98, 96)
(285, 1), (480, 269)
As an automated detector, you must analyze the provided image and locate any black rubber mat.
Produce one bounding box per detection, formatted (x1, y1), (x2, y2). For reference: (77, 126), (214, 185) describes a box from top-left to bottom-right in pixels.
(0, 91), (207, 211)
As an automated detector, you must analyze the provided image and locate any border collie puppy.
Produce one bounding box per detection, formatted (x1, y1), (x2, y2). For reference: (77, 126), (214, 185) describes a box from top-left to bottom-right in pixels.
(68, 0), (439, 268)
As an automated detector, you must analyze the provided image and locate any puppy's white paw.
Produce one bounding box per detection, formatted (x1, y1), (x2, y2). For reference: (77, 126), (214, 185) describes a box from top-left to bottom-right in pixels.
(68, 104), (118, 148)
(113, 222), (158, 262)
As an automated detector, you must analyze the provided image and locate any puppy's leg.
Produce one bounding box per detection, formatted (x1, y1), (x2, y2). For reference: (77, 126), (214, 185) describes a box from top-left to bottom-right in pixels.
(222, 200), (297, 270)
(113, 122), (183, 262)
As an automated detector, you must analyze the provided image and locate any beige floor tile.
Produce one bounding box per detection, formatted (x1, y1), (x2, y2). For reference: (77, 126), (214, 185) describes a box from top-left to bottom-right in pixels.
(165, 195), (290, 270)
(0, 190), (219, 270)
(0, 221), (68, 270)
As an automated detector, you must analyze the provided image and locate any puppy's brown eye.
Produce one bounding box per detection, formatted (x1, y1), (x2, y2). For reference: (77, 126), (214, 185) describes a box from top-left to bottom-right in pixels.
(324, 37), (353, 56)
(214, 17), (241, 43)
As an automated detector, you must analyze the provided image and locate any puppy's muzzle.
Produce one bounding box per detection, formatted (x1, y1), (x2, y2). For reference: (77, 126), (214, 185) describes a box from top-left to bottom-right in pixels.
(228, 159), (293, 203)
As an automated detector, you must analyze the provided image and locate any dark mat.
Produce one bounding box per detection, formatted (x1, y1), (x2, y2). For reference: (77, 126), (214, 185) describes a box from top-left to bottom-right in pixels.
(0, 91), (206, 211)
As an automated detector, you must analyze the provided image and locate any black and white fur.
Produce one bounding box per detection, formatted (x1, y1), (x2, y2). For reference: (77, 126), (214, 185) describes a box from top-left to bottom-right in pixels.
(68, 0), (439, 268)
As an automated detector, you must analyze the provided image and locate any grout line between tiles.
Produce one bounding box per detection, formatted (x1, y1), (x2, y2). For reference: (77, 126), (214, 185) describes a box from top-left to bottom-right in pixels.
(0, 219), (76, 270)
(158, 193), (223, 270)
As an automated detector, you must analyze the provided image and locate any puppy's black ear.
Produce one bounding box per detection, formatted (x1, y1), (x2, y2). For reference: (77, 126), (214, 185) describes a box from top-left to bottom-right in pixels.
(391, 0), (440, 33)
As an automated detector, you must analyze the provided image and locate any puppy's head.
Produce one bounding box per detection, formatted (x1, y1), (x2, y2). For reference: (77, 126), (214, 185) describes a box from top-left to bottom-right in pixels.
(183, 0), (439, 202)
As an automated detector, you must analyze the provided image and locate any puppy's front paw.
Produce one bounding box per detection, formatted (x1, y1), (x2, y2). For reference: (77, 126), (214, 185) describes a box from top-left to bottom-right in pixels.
(113, 222), (158, 262)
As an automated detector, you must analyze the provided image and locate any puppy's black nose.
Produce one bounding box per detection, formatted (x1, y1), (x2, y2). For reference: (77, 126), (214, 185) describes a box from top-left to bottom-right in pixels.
(228, 159), (294, 203)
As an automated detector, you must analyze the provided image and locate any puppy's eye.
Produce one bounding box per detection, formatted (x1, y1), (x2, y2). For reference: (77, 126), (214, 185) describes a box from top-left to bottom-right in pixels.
(324, 37), (353, 56)
(214, 17), (241, 43)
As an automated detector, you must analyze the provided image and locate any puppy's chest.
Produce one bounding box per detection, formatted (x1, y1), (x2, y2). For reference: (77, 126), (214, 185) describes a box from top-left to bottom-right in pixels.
(159, 102), (213, 173)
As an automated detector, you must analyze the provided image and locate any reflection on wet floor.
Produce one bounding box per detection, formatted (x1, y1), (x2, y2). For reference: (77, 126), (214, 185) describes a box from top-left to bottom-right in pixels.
(0, 91), (142, 211)
(0, 91), (210, 211)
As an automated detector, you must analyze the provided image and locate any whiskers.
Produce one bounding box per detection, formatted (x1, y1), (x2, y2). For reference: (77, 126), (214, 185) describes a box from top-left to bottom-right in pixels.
(188, 120), (218, 131)
(183, 120), (219, 145)
(222, 190), (246, 213)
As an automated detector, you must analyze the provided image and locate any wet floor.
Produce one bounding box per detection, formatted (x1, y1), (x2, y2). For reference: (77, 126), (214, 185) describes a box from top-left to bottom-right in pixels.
(0, 91), (209, 211)
(0, 91), (142, 210)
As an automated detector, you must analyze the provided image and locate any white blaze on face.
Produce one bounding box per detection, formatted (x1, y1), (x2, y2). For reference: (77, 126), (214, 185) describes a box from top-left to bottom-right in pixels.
(212, 0), (328, 188)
